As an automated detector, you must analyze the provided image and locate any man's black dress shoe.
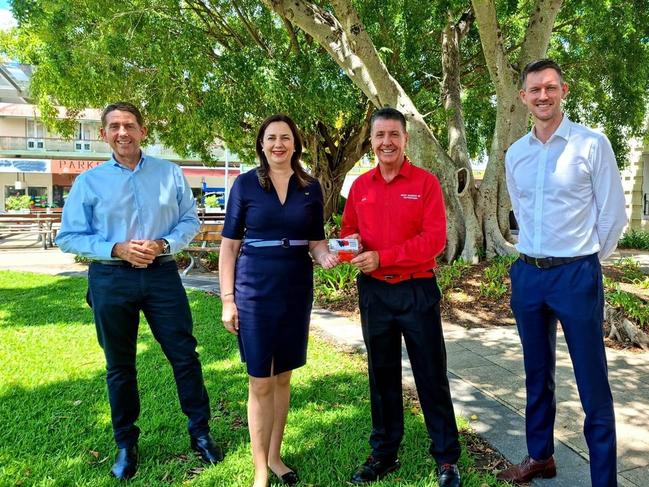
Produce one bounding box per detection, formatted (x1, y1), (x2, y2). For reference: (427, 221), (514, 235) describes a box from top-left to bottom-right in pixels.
(273, 468), (299, 486)
(350, 456), (400, 484)
(110, 444), (138, 480)
(190, 433), (224, 464)
(438, 463), (461, 487)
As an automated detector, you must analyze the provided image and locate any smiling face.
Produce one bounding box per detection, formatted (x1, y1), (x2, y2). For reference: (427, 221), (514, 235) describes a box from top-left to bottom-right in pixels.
(261, 121), (295, 167)
(100, 110), (147, 168)
(370, 117), (409, 168)
(520, 67), (568, 126)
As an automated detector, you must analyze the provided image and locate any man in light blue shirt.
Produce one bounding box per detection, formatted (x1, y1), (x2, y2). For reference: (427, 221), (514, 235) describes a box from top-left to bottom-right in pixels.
(57, 102), (223, 480)
(499, 60), (625, 487)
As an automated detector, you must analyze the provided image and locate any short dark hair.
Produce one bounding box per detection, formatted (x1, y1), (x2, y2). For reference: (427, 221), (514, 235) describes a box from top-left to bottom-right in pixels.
(255, 113), (314, 190)
(520, 59), (563, 88)
(101, 102), (144, 127)
(370, 107), (407, 132)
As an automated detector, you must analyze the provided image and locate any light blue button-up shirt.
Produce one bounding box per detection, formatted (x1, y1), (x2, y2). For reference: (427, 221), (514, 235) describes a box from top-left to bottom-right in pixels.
(56, 154), (199, 259)
(505, 116), (627, 260)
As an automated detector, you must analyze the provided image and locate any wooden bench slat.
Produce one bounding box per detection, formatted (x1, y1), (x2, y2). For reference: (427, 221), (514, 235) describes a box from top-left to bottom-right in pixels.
(181, 224), (223, 275)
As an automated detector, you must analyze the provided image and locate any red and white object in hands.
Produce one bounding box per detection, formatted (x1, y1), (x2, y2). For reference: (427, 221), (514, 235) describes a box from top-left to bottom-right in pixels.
(328, 238), (360, 262)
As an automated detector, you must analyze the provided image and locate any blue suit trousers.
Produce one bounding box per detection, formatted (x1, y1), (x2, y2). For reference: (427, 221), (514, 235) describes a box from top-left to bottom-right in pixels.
(510, 254), (617, 487)
(87, 261), (211, 448)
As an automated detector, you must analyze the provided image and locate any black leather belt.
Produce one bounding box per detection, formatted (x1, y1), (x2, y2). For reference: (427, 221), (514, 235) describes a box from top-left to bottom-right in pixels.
(519, 253), (589, 269)
(94, 255), (175, 267)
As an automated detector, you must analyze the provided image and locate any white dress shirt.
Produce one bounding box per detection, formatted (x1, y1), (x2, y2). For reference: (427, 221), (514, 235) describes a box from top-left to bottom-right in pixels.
(505, 116), (627, 260)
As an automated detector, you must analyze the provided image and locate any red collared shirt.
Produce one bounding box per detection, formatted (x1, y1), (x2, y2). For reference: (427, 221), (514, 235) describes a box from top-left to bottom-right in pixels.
(341, 158), (446, 279)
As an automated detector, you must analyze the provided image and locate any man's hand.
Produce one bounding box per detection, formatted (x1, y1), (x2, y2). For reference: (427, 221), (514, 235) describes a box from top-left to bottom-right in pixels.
(112, 240), (159, 267)
(351, 250), (379, 274)
(133, 239), (165, 256)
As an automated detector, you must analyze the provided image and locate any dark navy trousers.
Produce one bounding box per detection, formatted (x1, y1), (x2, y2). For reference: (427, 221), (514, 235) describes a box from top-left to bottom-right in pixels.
(510, 254), (617, 487)
(87, 261), (211, 448)
(357, 274), (461, 465)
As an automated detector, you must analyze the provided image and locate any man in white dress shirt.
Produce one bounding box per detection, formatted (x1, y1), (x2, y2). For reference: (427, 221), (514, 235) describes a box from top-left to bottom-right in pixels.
(497, 59), (626, 486)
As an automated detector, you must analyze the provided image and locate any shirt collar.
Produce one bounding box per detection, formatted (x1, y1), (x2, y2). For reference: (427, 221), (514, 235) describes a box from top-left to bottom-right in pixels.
(110, 152), (146, 172)
(370, 156), (413, 180)
(529, 115), (571, 144)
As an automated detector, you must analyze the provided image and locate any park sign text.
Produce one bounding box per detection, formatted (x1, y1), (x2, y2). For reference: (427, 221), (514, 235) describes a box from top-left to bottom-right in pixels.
(51, 160), (106, 173)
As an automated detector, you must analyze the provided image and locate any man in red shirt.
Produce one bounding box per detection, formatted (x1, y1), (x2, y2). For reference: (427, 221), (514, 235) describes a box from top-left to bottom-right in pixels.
(342, 108), (461, 487)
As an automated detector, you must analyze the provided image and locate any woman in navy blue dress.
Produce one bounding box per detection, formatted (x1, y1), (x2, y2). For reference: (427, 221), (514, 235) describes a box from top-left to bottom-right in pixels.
(219, 114), (338, 487)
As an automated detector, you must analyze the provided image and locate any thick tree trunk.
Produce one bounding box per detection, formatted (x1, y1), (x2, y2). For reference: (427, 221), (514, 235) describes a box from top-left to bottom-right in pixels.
(308, 107), (373, 220)
(442, 11), (482, 263)
(267, 0), (564, 261)
(472, 0), (564, 257)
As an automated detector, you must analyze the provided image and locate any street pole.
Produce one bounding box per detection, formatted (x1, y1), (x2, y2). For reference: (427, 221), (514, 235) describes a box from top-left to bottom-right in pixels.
(224, 147), (229, 209)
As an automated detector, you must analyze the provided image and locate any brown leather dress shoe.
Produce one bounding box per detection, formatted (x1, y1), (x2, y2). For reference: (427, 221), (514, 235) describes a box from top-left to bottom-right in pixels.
(497, 455), (556, 483)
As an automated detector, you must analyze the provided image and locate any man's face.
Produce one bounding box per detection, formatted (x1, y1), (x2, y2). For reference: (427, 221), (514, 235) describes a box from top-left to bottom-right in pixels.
(519, 68), (568, 124)
(370, 118), (408, 166)
(100, 110), (147, 164)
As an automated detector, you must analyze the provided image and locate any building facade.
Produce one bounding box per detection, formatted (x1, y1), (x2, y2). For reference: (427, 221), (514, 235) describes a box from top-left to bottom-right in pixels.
(0, 63), (240, 211)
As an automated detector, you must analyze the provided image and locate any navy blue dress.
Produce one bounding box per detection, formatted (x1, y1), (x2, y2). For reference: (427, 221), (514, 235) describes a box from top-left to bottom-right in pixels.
(221, 169), (325, 377)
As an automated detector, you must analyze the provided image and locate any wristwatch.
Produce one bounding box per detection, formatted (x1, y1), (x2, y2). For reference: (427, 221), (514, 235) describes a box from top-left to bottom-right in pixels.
(161, 239), (170, 254)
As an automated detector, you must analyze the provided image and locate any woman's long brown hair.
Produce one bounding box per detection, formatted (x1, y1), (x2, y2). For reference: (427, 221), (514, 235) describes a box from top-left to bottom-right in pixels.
(255, 114), (315, 190)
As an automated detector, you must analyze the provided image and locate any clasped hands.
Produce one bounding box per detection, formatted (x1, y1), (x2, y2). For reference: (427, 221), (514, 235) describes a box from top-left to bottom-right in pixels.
(112, 239), (164, 267)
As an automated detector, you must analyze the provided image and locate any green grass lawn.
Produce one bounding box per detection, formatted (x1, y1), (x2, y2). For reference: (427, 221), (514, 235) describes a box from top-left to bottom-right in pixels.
(0, 271), (505, 486)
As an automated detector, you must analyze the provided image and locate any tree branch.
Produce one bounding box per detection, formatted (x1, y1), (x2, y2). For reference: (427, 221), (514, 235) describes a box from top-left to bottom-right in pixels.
(230, 0), (273, 56)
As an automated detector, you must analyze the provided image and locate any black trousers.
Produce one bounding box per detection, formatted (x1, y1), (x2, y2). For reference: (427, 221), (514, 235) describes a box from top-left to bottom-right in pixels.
(358, 274), (461, 464)
(87, 261), (211, 448)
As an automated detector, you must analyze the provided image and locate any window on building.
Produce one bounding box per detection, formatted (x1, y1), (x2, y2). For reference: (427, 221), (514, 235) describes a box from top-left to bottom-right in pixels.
(75, 122), (97, 151)
(28, 186), (49, 208)
(26, 119), (45, 138)
(5, 185), (27, 198)
(53, 185), (71, 208)
(26, 119), (45, 150)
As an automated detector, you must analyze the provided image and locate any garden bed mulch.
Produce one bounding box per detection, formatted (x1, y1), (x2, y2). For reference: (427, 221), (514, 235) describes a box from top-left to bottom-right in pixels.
(315, 260), (648, 352)
(440, 261), (516, 329)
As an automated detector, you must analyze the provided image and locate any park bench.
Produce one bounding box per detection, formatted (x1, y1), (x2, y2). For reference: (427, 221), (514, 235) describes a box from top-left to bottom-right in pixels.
(0, 218), (55, 249)
(181, 223), (223, 276)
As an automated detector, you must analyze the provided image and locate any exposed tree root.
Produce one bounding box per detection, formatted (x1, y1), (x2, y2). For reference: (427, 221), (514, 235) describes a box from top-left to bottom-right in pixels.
(604, 304), (649, 351)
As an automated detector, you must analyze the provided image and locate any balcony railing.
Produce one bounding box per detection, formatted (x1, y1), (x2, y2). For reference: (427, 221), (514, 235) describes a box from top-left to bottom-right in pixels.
(0, 136), (111, 154)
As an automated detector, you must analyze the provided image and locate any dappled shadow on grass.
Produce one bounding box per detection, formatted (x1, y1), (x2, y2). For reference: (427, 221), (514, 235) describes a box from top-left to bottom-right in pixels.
(0, 271), (93, 328)
(1, 282), (502, 486)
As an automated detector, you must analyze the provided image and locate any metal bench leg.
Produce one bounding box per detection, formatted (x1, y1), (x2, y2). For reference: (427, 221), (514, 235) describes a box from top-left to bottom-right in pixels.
(182, 254), (196, 276)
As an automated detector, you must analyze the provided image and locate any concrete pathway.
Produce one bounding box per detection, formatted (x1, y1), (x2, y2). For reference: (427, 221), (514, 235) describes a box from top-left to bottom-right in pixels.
(2, 243), (648, 486)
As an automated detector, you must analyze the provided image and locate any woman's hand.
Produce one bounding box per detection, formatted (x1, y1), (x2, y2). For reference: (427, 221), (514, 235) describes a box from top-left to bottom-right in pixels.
(221, 296), (239, 335)
(318, 252), (339, 269)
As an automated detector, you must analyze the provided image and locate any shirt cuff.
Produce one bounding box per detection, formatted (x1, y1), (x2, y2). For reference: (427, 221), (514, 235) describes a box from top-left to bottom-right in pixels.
(100, 241), (118, 260)
(162, 236), (178, 254)
(378, 248), (396, 267)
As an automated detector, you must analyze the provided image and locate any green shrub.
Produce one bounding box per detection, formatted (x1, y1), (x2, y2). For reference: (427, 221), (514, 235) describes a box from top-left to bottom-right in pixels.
(603, 277), (649, 330)
(324, 214), (343, 239)
(618, 229), (649, 250)
(73, 255), (91, 264)
(612, 257), (648, 284)
(204, 194), (219, 208)
(437, 258), (471, 292)
(5, 195), (32, 211)
(479, 254), (517, 299)
(314, 263), (359, 302)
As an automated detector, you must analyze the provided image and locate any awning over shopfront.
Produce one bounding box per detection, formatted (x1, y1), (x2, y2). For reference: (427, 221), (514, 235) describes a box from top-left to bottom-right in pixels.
(0, 158), (50, 173)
